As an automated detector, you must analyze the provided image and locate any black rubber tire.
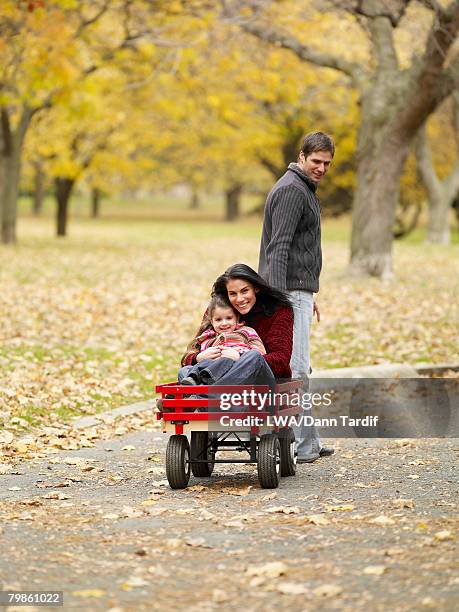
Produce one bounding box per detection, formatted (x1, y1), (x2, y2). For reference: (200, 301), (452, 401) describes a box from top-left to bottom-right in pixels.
(279, 427), (297, 476)
(190, 432), (214, 477)
(257, 434), (281, 489)
(166, 435), (191, 489)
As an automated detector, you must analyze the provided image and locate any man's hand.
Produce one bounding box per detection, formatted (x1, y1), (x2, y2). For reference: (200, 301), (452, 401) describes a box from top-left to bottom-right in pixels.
(313, 301), (321, 322)
(196, 347), (222, 362)
(221, 347), (240, 361)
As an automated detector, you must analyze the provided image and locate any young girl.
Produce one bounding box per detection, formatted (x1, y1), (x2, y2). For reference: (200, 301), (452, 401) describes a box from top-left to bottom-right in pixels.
(179, 295), (265, 385)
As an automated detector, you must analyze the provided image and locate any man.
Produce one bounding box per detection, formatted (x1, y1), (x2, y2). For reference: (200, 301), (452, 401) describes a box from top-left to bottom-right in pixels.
(258, 131), (335, 462)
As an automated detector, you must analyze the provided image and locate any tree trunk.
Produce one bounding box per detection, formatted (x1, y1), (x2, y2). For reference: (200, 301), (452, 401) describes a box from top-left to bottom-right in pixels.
(452, 195), (459, 227)
(33, 163), (45, 216)
(349, 99), (412, 278)
(91, 187), (101, 218)
(414, 98), (459, 245)
(426, 194), (451, 245)
(189, 187), (200, 210)
(225, 183), (242, 221)
(0, 151), (21, 243)
(55, 177), (75, 237)
(0, 107), (33, 244)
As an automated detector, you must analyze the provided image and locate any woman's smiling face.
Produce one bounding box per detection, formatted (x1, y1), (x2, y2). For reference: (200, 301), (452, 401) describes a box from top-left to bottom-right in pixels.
(226, 279), (258, 315)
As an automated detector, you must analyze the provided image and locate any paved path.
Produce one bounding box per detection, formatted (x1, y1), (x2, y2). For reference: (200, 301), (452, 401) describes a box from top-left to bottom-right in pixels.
(1, 430), (457, 611)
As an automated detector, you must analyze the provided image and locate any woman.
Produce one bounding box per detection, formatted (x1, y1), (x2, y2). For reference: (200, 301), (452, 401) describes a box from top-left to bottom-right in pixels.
(180, 264), (293, 388)
(180, 263), (325, 460)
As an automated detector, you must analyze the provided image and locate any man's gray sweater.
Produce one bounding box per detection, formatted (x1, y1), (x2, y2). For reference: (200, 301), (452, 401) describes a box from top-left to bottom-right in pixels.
(258, 163), (322, 293)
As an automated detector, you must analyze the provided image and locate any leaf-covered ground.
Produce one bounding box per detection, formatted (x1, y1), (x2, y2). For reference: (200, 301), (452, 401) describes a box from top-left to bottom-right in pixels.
(1, 432), (457, 610)
(0, 216), (458, 440)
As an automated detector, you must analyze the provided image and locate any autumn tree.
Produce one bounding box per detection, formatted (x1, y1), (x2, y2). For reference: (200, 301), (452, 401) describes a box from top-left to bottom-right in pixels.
(1, 0), (209, 242)
(230, 0), (459, 277)
(0, 0), (122, 243)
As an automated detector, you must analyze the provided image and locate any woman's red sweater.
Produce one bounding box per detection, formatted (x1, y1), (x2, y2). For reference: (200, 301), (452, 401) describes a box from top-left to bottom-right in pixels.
(244, 304), (293, 379)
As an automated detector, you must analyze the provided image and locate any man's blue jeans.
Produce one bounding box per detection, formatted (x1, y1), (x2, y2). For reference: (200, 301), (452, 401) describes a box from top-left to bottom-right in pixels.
(288, 289), (322, 460)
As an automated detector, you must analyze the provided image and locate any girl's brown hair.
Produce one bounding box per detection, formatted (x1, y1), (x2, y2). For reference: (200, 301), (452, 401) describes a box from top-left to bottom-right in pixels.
(180, 295), (237, 366)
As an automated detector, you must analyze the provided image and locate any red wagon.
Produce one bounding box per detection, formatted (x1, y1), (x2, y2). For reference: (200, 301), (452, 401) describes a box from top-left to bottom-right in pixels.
(155, 379), (303, 489)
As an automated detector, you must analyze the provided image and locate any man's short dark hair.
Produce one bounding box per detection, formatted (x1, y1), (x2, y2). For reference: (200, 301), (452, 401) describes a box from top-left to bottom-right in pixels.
(300, 131), (335, 158)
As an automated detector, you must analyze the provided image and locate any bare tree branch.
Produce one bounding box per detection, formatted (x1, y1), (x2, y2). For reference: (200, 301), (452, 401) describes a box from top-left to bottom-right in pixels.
(238, 20), (366, 86)
(1, 108), (12, 157)
(418, 0), (444, 14)
(367, 8), (399, 73)
(421, 0), (459, 71)
(258, 155), (282, 177)
(327, 0), (411, 27)
(75, 0), (110, 37)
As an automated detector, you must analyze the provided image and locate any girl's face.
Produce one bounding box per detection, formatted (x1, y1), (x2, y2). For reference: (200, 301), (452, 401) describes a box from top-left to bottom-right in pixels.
(211, 306), (238, 334)
(226, 279), (258, 316)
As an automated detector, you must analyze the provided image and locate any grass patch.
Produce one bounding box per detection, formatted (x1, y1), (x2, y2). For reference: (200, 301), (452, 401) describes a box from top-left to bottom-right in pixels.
(1, 209), (457, 430)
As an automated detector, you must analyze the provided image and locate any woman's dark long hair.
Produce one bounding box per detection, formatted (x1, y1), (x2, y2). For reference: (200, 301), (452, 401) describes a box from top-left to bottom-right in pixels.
(212, 263), (291, 317)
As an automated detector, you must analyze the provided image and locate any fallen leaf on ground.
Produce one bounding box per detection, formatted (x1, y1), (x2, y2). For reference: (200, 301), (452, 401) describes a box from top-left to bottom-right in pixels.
(199, 509), (216, 520)
(147, 565), (169, 577)
(20, 499), (42, 506)
(145, 508), (167, 516)
(184, 537), (213, 548)
(277, 582), (309, 595)
(121, 506), (143, 518)
(62, 457), (85, 466)
(313, 584), (343, 598)
(213, 589), (230, 603)
(304, 514), (330, 526)
(187, 485), (206, 492)
(0, 431), (14, 446)
(434, 530), (453, 542)
(391, 498), (415, 509)
(246, 562), (288, 578)
(265, 506), (300, 515)
(326, 505), (354, 512)
(72, 589), (106, 598)
(363, 565), (387, 576)
(226, 485), (252, 496)
(44, 492), (70, 500)
(370, 515), (395, 526)
(121, 576), (148, 589)
(223, 519), (245, 529)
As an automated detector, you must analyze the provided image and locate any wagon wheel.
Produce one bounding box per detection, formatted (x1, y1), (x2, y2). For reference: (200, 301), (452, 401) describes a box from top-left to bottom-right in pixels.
(166, 435), (191, 489)
(257, 434), (281, 489)
(279, 427), (297, 476)
(190, 432), (214, 477)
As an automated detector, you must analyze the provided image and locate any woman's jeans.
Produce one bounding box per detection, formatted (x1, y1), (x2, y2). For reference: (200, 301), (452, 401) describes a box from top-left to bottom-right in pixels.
(178, 351), (276, 410)
(179, 351), (276, 388)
